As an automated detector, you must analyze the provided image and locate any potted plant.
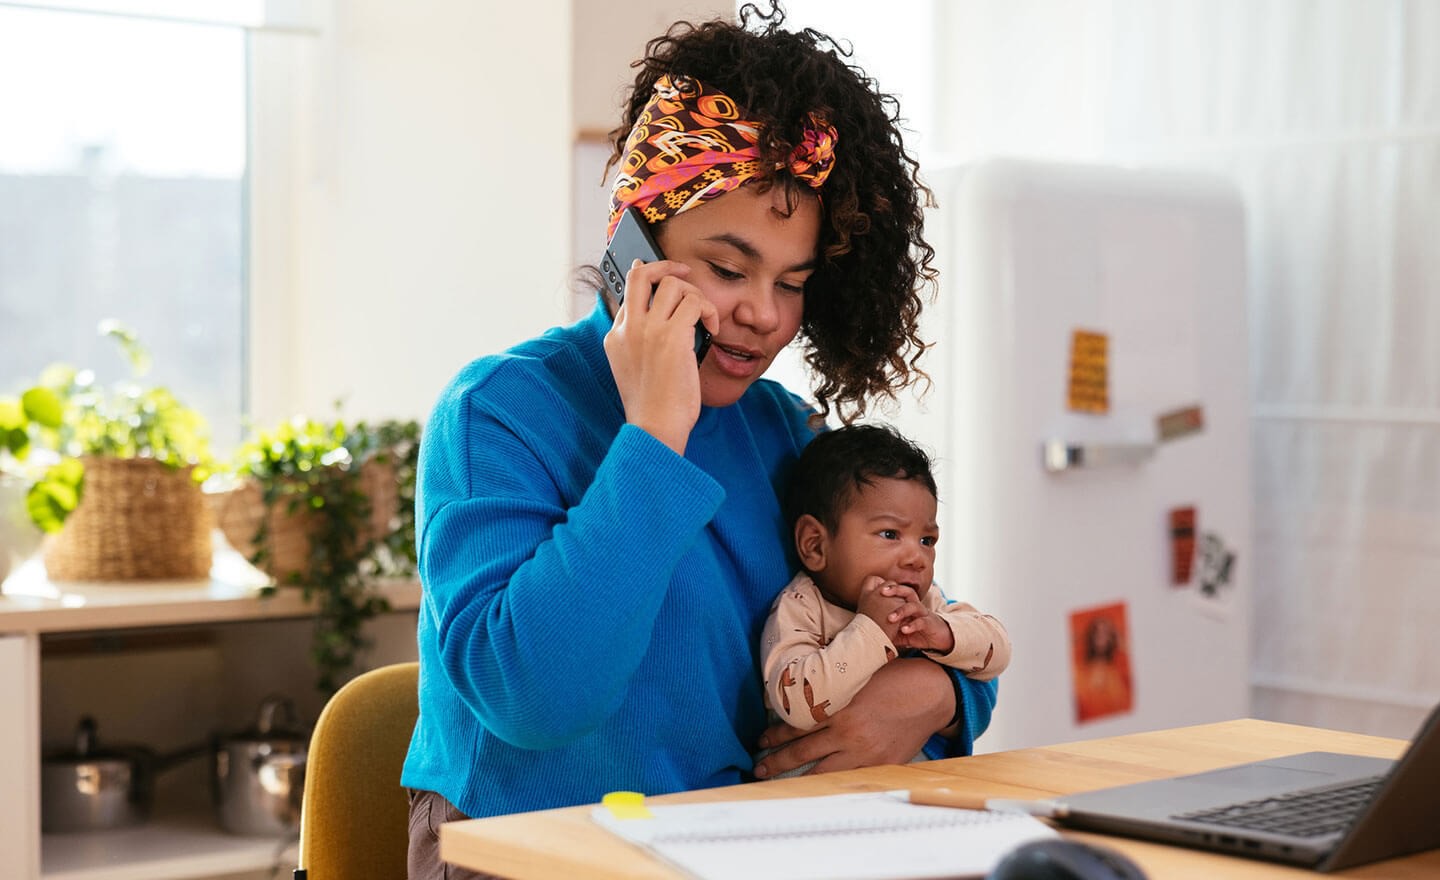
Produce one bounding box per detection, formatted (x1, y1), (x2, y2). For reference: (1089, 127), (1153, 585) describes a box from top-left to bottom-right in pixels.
(212, 415), (419, 693)
(2, 321), (215, 581)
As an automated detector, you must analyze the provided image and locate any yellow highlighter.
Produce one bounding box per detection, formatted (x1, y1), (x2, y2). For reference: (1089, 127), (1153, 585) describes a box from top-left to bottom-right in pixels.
(601, 790), (653, 820)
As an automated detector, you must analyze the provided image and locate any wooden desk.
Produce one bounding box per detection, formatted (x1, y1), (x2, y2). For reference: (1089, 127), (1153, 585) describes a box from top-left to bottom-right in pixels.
(441, 719), (1435, 879)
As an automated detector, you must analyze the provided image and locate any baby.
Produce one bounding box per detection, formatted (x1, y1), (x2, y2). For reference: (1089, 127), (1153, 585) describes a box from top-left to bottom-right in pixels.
(759, 423), (1010, 767)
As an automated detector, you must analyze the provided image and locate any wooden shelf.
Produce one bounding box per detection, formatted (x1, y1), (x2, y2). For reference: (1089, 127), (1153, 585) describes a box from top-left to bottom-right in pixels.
(42, 801), (299, 880)
(0, 550), (421, 636)
(3, 546), (422, 879)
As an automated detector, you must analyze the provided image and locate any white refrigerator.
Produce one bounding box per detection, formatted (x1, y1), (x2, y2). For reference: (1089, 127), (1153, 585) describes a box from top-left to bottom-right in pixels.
(892, 158), (1252, 753)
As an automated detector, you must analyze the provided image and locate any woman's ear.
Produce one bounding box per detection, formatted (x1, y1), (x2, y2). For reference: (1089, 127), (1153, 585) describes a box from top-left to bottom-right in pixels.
(794, 514), (828, 571)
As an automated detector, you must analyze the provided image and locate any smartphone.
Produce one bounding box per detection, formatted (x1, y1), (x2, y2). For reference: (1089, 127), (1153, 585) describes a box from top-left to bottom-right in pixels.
(602, 207), (713, 363)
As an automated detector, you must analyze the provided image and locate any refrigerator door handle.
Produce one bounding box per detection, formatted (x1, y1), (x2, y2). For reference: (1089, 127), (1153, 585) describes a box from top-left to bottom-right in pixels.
(1041, 439), (1157, 473)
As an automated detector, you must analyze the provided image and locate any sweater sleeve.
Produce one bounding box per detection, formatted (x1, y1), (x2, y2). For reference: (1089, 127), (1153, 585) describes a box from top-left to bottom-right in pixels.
(418, 383), (725, 750)
(922, 675), (999, 759)
(760, 578), (897, 730)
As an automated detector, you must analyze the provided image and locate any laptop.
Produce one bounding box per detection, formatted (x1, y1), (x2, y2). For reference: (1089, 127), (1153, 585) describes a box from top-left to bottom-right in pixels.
(1050, 702), (1440, 871)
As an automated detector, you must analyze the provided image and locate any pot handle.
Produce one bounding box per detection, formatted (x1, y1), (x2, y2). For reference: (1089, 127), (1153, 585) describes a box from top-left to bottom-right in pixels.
(256, 693), (298, 735)
(74, 716), (98, 757)
(155, 740), (211, 773)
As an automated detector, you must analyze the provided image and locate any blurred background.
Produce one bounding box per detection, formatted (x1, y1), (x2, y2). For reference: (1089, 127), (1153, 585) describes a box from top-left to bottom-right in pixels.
(1, 0), (1436, 749)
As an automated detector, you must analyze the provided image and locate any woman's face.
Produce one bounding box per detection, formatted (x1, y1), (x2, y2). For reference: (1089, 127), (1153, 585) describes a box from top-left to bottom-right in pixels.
(653, 184), (820, 408)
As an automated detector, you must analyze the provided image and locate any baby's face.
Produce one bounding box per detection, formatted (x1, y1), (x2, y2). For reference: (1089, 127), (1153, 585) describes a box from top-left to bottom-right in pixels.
(813, 476), (939, 610)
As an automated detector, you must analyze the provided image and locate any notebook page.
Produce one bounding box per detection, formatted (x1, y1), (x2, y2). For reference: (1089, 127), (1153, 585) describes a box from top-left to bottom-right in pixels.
(591, 790), (1057, 880)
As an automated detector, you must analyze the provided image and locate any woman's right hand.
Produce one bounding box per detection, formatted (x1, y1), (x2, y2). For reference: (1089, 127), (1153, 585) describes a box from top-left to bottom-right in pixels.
(603, 258), (718, 455)
(753, 657), (957, 778)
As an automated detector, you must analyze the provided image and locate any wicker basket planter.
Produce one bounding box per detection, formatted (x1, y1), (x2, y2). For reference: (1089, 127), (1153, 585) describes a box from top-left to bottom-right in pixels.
(43, 457), (213, 581)
(209, 460), (397, 584)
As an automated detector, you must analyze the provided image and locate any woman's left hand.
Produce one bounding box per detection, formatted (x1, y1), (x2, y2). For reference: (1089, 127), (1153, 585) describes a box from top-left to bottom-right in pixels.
(753, 657), (955, 777)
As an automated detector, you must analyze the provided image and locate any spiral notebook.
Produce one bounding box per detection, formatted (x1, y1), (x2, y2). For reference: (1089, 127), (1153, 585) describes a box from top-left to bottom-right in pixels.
(590, 789), (1057, 880)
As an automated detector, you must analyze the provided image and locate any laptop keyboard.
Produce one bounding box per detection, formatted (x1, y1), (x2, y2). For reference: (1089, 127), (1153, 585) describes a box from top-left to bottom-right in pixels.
(1173, 775), (1386, 838)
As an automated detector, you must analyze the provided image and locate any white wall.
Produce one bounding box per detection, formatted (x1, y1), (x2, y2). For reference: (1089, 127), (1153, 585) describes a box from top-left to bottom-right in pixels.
(250, 0), (573, 426)
(572, 2), (734, 137)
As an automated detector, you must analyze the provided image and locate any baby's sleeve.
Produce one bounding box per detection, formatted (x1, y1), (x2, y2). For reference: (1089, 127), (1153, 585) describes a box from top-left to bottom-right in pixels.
(924, 593), (1012, 681)
(760, 580), (898, 729)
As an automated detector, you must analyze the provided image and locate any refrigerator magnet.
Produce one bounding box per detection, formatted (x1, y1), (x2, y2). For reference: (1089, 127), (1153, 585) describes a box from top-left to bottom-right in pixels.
(1169, 506), (1197, 585)
(1066, 329), (1110, 414)
(1157, 404), (1205, 442)
(1187, 530), (1238, 620)
(1069, 601), (1134, 724)
(1197, 531), (1235, 599)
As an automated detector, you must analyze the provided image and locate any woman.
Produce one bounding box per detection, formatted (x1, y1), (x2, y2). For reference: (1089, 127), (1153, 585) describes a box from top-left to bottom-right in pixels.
(403, 3), (998, 875)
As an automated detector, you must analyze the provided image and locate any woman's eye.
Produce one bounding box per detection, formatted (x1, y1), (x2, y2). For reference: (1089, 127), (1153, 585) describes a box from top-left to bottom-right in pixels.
(778, 280), (806, 295)
(708, 263), (742, 281)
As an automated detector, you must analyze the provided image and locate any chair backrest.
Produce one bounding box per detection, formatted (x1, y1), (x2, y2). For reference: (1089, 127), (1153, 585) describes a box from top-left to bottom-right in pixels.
(296, 661), (419, 880)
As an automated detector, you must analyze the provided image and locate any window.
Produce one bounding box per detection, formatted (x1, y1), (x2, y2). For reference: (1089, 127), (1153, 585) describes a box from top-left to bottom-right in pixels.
(0, 5), (248, 447)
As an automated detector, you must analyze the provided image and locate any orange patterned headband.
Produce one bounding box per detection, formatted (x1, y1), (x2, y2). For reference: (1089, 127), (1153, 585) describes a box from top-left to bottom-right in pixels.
(607, 74), (838, 241)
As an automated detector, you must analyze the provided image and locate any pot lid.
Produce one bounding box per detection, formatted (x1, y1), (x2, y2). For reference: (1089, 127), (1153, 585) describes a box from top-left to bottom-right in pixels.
(224, 694), (308, 744)
(44, 716), (150, 764)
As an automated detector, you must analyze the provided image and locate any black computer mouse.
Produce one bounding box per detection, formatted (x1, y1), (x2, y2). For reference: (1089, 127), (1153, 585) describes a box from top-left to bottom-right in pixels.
(987, 838), (1148, 880)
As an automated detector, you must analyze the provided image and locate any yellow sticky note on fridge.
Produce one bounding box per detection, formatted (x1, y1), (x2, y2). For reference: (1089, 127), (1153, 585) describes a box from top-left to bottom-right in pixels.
(1067, 329), (1110, 414)
(602, 790), (653, 819)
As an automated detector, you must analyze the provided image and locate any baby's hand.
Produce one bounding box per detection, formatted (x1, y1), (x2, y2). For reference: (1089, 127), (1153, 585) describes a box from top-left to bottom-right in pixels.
(888, 592), (955, 654)
(855, 576), (907, 641)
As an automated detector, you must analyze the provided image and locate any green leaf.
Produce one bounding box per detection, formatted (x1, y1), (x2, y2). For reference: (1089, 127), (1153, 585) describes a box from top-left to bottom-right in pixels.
(4, 425), (30, 458)
(41, 479), (79, 513)
(0, 398), (20, 431)
(20, 457), (86, 532)
(21, 386), (65, 428)
(26, 482), (71, 533)
(50, 456), (84, 486)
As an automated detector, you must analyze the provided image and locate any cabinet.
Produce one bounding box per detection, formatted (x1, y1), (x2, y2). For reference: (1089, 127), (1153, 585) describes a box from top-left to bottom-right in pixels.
(0, 554), (421, 880)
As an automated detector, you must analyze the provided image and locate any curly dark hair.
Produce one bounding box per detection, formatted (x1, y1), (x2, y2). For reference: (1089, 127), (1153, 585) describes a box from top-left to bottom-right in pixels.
(603, 1), (937, 424)
(782, 423), (936, 533)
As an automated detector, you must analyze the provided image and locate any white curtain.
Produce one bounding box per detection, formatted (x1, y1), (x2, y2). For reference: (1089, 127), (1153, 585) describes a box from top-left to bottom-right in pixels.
(786, 0), (1440, 738)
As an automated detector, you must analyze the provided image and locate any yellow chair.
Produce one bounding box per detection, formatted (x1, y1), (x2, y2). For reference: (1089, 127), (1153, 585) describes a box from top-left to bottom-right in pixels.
(293, 661), (419, 880)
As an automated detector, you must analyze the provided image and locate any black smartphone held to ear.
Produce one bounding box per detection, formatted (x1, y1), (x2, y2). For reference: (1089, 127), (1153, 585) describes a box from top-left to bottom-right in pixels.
(601, 207), (713, 363)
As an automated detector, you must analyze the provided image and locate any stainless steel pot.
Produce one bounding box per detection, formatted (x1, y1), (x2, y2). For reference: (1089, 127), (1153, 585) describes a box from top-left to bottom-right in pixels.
(42, 716), (155, 833)
(42, 717), (207, 833)
(213, 695), (308, 836)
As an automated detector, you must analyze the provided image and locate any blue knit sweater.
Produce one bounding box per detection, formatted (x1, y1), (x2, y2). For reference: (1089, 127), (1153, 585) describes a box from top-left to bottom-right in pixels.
(401, 299), (997, 819)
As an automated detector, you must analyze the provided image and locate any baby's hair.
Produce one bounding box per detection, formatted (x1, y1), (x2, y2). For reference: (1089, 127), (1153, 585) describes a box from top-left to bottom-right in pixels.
(783, 423), (936, 532)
